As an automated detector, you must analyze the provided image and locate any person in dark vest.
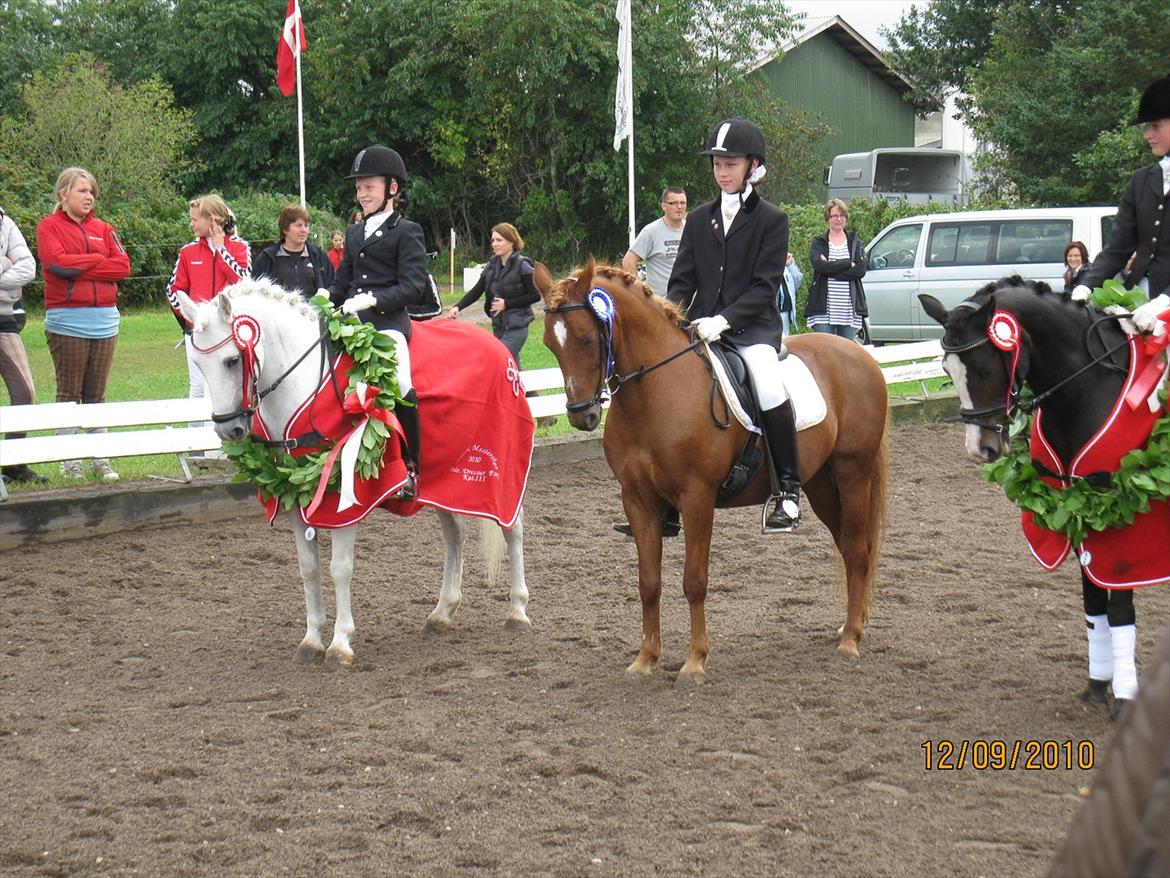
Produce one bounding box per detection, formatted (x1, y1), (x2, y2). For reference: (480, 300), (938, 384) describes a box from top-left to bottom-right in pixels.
(252, 204), (333, 300)
(325, 145), (429, 498)
(445, 222), (539, 366)
(675, 118), (799, 533)
(1072, 73), (1170, 327)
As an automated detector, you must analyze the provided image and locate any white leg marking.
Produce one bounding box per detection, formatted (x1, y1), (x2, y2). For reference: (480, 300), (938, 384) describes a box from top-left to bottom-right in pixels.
(503, 511), (530, 628)
(290, 513), (326, 654)
(426, 511), (465, 630)
(326, 525), (358, 663)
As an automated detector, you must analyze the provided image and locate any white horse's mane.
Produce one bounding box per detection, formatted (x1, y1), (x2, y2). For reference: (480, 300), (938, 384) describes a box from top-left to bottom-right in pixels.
(221, 278), (321, 322)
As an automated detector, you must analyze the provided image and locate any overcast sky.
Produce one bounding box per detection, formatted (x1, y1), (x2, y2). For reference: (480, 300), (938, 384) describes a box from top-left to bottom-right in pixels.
(784, 0), (927, 50)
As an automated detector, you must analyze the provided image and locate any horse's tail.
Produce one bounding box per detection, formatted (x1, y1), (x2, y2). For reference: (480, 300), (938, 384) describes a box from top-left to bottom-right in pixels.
(861, 419), (891, 621)
(480, 518), (506, 588)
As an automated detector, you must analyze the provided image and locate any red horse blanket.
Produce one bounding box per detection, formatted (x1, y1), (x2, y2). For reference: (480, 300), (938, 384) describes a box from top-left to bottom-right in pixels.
(1023, 337), (1169, 589)
(255, 320), (534, 530)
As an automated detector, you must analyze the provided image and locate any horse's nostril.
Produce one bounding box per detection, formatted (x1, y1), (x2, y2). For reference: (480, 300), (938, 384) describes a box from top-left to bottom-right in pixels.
(982, 446), (1000, 462)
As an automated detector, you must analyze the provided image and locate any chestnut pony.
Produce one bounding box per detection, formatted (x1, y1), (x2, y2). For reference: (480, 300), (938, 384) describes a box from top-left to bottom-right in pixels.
(539, 261), (889, 684)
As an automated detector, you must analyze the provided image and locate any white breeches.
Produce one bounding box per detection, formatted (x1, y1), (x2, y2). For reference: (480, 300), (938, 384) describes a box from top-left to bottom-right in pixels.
(380, 328), (413, 395)
(184, 335), (207, 400)
(737, 342), (789, 410)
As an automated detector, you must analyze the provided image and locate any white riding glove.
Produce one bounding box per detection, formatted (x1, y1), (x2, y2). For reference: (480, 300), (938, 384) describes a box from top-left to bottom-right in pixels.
(692, 315), (730, 343)
(1132, 293), (1170, 334)
(341, 292), (377, 315)
(1070, 284), (1092, 302)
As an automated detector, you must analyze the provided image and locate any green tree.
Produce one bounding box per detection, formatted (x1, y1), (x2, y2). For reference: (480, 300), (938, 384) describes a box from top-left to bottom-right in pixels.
(0, 53), (196, 209)
(0, 0), (56, 117)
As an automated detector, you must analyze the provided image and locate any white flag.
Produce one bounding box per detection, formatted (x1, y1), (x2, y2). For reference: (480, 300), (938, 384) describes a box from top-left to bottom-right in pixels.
(613, 0), (632, 151)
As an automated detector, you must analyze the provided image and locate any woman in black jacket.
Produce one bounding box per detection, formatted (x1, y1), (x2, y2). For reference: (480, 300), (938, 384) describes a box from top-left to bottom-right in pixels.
(446, 222), (539, 366)
(1062, 241), (1090, 292)
(806, 199), (867, 341)
(252, 204), (333, 299)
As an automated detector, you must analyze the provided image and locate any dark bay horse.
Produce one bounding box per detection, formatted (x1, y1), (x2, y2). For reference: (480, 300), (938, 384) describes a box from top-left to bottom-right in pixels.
(921, 277), (1169, 714)
(539, 261), (889, 684)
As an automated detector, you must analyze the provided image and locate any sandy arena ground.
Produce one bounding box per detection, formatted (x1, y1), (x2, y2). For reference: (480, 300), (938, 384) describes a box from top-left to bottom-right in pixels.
(2, 421), (1167, 877)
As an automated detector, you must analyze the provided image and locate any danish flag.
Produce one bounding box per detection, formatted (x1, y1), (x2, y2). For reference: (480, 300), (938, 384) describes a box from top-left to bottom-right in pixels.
(276, 0), (306, 97)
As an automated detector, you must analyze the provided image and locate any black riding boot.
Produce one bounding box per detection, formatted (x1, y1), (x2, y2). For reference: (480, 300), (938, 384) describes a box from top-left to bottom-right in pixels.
(395, 390), (421, 500)
(613, 507), (681, 538)
(761, 400), (801, 533)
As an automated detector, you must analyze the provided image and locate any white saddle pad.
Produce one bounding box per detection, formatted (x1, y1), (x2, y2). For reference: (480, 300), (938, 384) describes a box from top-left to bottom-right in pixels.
(706, 344), (827, 433)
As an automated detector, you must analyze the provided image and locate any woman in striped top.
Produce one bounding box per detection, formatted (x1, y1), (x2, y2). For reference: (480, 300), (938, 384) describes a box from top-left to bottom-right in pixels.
(806, 198), (867, 342)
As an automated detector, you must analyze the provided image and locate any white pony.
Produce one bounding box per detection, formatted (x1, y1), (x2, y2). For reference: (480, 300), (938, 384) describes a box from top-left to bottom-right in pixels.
(175, 279), (530, 666)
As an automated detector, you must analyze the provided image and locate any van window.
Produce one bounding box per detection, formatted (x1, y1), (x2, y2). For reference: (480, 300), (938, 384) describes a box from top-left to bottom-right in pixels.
(928, 223), (993, 265)
(1101, 215), (1115, 249)
(868, 224), (922, 269)
(997, 220), (1072, 263)
(927, 219), (1073, 266)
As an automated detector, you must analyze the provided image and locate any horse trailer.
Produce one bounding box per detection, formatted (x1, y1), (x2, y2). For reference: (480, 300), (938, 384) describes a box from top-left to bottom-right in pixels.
(825, 148), (966, 205)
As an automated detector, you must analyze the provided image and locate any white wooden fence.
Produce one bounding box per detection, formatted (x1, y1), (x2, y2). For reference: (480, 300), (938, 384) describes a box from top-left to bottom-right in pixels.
(0, 341), (945, 499)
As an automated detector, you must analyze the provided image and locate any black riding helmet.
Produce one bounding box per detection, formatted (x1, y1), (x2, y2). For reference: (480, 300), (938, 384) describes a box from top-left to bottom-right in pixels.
(347, 144), (409, 215)
(700, 118), (766, 164)
(1131, 74), (1170, 125)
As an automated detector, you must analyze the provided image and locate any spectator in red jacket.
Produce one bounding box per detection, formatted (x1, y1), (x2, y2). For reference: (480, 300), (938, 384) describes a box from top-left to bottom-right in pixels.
(36, 167), (131, 481)
(166, 194), (251, 408)
(327, 230), (344, 271)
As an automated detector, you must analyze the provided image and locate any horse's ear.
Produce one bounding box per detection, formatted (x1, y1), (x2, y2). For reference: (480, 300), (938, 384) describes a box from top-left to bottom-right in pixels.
(571, 257), (596, 296)
(533, 260), (553, 300)
(173, 289), (201, 328)
(217, 291), (234, 324)
(918, 294), (950, 327)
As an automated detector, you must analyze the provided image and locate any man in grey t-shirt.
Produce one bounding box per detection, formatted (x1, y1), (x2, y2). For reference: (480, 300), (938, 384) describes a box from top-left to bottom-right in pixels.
(622, 187), (687, 296)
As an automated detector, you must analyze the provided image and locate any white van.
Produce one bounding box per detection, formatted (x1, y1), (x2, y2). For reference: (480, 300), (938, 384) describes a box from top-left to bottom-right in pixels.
(862, 206), (1117, 342)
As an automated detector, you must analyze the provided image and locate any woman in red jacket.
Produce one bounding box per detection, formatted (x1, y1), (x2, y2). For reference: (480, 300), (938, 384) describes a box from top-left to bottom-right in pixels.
(166, 193), (251, 408)
(36, 167), (131, 481)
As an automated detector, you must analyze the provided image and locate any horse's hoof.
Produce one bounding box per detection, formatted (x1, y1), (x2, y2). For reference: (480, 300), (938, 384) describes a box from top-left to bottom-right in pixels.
(675, 670), (707, 690)
(1078, 679), (1109, 706)
(1110, 698), (1132, 722)
(836, 639), (861, 660)
(503, 617), (531, 634)
(292, 643), (325, 665)
(324, 650), (354, 669)
(423, 617), (456, 634)
(624, 660), (656, 679)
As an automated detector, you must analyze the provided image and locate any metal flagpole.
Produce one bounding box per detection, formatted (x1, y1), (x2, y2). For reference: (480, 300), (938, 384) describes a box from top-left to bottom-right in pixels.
(295, 13), (306, 208)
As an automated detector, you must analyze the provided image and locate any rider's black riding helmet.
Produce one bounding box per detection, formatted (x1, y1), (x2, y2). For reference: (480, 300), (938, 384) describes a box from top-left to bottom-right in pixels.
(347, 145), (409, 215)
(346, 145), (408, 185)
(1131, 74), (1170, 125)
(699, 118), (766, 165)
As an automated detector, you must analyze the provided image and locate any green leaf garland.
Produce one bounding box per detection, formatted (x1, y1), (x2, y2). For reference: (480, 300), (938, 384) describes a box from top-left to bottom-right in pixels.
(985, 401), (1170, 547)
(220, 296), (409, 510)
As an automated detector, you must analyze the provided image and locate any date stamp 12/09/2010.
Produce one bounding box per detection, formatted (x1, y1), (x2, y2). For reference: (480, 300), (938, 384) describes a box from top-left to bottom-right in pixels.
(921, 739), (1095, 771)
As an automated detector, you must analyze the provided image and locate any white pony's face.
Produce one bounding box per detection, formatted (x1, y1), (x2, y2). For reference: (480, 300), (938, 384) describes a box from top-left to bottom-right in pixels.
(178, 293), (255, 442)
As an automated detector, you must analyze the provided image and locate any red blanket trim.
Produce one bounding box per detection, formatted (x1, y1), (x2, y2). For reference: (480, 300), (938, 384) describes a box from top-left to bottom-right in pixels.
(1022, 337), (1170, 589)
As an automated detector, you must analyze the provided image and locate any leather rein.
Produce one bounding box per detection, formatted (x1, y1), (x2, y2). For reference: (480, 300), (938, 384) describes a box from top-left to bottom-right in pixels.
(544, 300), (707, 414)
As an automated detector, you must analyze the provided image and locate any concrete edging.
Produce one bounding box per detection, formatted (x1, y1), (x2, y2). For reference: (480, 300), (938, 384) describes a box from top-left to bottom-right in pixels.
(1, 394), (957, 549)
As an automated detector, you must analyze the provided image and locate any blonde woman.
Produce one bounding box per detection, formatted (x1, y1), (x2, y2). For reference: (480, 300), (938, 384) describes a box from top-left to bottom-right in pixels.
(446, 222), (539, 366)
(166, 193), (251, 405)
(36, 167), (131, 480)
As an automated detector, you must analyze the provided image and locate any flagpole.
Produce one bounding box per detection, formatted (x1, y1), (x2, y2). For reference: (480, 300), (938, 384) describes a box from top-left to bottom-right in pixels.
(625, 36), (635, 250)
(295, 14), (306, 208)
